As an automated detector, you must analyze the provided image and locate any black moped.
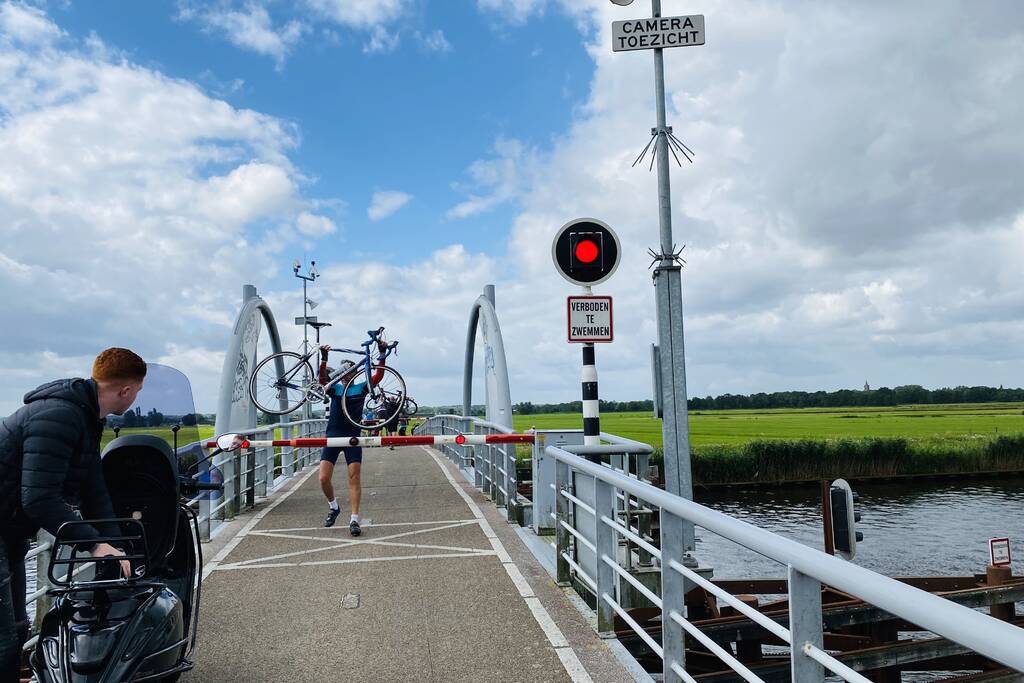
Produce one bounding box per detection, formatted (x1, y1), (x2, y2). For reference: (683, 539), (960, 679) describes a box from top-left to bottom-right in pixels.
(30, 366), (222, 682)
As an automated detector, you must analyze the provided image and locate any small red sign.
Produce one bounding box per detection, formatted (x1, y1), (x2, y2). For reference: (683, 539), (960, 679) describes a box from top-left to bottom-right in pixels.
(989, 537), (1012, 567)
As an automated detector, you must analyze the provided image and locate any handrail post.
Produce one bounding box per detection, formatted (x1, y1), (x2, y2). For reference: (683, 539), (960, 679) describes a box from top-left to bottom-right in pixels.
(31, 531), (54, 634)
(595, 477), (617, 636)
(232, 448), (243, 518)
(221, 448), (236, 520)
(199, 448), (212, 540)
(505, 443), (516, 523)
(555, 460), (571, 585)
(660, 511), (687, 683)
(788, 566), (824, 683)
(282, 423), (295, 478)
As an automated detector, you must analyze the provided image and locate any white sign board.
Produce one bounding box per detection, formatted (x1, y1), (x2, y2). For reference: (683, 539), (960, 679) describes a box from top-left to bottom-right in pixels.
(567, 296), (613, 343)
(612, 14), (705, 52)
(989, 537), (1012, 567)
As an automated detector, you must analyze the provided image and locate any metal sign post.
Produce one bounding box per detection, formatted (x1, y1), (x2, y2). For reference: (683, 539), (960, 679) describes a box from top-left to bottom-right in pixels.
(609, 1), (706, 561)
(553, 218), (621, 460)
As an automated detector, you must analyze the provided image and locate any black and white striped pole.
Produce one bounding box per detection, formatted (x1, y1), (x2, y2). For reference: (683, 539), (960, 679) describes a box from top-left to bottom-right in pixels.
(553, 218), (620, 462)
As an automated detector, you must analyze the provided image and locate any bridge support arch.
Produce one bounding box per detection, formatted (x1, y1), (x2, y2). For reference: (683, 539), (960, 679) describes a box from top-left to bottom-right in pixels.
(215, 284), (287, 436)
(463, 285), (513, 427)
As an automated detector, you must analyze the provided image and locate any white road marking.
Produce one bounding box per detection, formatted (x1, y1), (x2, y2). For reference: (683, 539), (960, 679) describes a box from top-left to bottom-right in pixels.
(420, 446), (593, 683)
(212, 551), (496, 571)
(230, 520), (479, 566)
(202, 465), (319, 580)
(256, 519), (476, 533)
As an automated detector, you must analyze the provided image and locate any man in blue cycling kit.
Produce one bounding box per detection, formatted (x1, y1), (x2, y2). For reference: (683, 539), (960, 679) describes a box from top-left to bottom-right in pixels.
(319, 343), (386, 535)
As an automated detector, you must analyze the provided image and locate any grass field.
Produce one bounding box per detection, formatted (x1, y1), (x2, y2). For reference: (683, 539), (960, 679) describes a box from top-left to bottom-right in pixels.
(511, 403), (1024, 483)
(511, 403), (1024, 450)
(100, 426), (215, 450)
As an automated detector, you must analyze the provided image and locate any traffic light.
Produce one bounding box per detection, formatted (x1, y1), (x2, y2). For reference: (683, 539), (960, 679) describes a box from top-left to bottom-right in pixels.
(552, 218), (621, 287)
(830, 478), (863, 560)
(569, 232), (603, 271)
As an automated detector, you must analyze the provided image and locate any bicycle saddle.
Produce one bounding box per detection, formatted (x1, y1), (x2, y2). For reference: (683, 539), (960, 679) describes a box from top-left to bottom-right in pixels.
(308, 321), (332, 330)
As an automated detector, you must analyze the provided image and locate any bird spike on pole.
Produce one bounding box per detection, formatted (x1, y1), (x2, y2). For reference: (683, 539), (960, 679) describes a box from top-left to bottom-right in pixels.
(632, 125), (695, 170)
(647, 244), (686, 270)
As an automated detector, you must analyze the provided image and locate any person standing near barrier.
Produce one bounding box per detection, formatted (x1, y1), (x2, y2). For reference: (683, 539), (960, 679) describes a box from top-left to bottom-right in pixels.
(0, 348), (142, 682)
(318, 340), (387, 536)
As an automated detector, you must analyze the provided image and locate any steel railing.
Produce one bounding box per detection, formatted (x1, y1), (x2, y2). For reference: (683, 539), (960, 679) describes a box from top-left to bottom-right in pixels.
(23, 417), (327, 652)
(417, 415), (1024, 682)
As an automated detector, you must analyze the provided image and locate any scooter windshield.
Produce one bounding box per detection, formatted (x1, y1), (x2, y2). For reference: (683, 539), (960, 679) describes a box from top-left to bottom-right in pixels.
(104, 363), (205, 470)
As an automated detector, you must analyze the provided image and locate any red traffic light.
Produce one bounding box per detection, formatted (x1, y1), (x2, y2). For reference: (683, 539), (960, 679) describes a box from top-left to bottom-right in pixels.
(574, 239), (599, 264)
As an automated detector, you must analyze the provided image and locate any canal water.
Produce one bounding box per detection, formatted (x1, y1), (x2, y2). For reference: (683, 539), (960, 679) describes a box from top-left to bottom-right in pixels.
(694, 476), (1024, 578)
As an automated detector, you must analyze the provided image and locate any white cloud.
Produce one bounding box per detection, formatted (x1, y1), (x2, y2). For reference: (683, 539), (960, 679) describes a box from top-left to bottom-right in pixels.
(476, 0), (546, 26)
(446, 0), (1024, 402)
(446, 138), (539, 219)
(304, 0), (409, 28)
(178, 2), (306, 65)
(296, 211), (337, 236)
(367, 190), (411, 221)
(417, 29), (451, 53)
(0, 8), (336, 413)
(362, 24), (399, 54)
(0, 1), (62, 44)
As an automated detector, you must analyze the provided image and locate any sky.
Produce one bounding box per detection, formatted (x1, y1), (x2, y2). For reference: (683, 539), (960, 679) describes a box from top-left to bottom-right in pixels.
(1, 0), (1023, 413)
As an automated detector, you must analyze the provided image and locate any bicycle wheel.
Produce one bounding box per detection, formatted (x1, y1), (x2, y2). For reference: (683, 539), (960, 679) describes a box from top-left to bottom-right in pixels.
(402, 396), (418, 416)
(339, 365), (407, 430)
(249, 351), (314, 415)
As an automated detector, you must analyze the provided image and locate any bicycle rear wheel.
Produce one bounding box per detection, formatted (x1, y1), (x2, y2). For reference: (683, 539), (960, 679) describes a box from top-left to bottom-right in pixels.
(402, 396), (418, 417)
(339, 365), (407, 430)
(249, 351), (313, 415)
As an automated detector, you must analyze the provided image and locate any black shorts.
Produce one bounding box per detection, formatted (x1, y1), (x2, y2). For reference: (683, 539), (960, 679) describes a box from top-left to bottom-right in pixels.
(321, 394), (364, 466)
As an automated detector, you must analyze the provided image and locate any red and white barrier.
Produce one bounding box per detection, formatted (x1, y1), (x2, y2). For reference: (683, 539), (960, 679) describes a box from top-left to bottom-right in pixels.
(206, 432), (534, 450)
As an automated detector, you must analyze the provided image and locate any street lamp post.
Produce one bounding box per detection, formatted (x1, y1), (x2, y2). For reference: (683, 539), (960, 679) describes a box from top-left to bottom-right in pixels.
(293, 259), (319, 419)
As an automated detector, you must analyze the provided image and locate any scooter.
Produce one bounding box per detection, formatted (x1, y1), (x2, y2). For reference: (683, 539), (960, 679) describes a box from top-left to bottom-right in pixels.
(30, 366), (223, 682)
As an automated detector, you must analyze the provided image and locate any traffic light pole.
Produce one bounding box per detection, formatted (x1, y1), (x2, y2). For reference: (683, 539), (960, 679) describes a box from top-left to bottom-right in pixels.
(581, 287), (601, 460)
(650, 0), (696, 557)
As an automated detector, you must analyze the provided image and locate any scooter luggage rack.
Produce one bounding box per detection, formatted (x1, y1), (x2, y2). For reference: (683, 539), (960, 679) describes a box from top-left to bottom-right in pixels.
(47, 518), (148, 589)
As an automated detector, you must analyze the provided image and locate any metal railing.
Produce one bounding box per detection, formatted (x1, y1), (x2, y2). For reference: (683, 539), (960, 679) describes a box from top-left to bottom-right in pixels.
(418, 415), (1024, 682)
(416, 414), (519, 523)
(23, 417), (327, 652)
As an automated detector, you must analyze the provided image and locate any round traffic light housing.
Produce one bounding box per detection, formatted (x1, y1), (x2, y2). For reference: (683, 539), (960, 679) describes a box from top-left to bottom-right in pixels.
(551, 218), (621, 287)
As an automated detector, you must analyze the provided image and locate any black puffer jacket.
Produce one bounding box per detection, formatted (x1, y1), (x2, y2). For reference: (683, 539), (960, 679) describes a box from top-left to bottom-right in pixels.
(0, 378), (116, 543)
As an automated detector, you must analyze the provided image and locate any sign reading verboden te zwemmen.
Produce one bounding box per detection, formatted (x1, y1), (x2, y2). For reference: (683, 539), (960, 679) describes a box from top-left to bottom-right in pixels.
(611, 14), (705, 52)
(567, 296), (613, 343)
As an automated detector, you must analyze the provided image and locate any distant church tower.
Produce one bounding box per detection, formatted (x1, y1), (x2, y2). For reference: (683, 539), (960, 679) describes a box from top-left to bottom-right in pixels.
(863, 381), (870, 392)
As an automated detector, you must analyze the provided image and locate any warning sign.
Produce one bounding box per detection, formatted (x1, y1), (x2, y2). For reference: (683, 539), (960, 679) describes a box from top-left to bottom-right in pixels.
(567, 296), (613, 343)
(611, 14), (705, 53)
(990, 537), (1012, 567)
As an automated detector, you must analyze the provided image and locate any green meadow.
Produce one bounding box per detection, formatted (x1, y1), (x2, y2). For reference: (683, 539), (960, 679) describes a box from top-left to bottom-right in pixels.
(511, 404), (1024, 484)
(512, 403), (1024, 449)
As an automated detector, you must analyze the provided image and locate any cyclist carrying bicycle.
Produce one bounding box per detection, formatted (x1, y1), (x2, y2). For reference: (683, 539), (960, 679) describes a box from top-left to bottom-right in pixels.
(318, 338), (387, 535)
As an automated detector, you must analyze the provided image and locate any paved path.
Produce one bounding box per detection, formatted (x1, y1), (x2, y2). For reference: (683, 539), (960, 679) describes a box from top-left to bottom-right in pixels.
(192, 445), (634, 682)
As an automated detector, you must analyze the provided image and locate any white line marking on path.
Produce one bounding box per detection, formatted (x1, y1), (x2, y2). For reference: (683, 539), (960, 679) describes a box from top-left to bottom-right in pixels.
(232, 520), (477, 566)
(420, 446), (593, 683)
(202, 465), (319, 580)
(256, 519), (477, 533)
(213, 551), (496, 571)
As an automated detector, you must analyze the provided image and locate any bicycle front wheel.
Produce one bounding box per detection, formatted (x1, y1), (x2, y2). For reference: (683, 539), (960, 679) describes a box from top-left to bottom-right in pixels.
(249, 351), (314, 416)
(340, 365), (407, 430)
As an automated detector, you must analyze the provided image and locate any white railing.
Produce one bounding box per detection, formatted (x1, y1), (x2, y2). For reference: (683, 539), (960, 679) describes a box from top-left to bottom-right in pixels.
(417, 415), (1024, 682)
(24, 417), (327, 652)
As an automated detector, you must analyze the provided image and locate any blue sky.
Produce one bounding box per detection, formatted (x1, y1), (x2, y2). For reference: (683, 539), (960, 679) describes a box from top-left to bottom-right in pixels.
(48, 1), (593, 278)
(2, 1), (1024, 413)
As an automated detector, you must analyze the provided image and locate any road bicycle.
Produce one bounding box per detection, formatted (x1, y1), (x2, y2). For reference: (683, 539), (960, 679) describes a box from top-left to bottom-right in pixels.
(249, 325), (407, 429)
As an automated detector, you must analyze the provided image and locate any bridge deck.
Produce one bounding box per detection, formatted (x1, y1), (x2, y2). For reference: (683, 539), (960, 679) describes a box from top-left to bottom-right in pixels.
(192, 445), (633, 682)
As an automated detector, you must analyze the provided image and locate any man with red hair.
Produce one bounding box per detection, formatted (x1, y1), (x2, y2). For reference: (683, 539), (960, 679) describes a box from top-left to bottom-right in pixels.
(0, 348), (143, 681)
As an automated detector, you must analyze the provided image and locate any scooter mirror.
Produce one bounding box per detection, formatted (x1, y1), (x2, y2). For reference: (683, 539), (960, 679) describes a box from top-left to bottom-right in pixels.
(216, 433), (248, 451)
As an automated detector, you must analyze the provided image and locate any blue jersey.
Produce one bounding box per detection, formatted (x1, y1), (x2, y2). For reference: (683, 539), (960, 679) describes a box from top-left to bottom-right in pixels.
(332, 381), (368, 398)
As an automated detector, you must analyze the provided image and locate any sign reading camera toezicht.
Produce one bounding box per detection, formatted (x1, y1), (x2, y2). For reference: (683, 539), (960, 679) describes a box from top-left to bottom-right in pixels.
(612, 14), (705, 52)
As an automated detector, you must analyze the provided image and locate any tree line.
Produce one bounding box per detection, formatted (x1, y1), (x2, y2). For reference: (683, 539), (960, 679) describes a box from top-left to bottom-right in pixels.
(506, 384), (1024, 414)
